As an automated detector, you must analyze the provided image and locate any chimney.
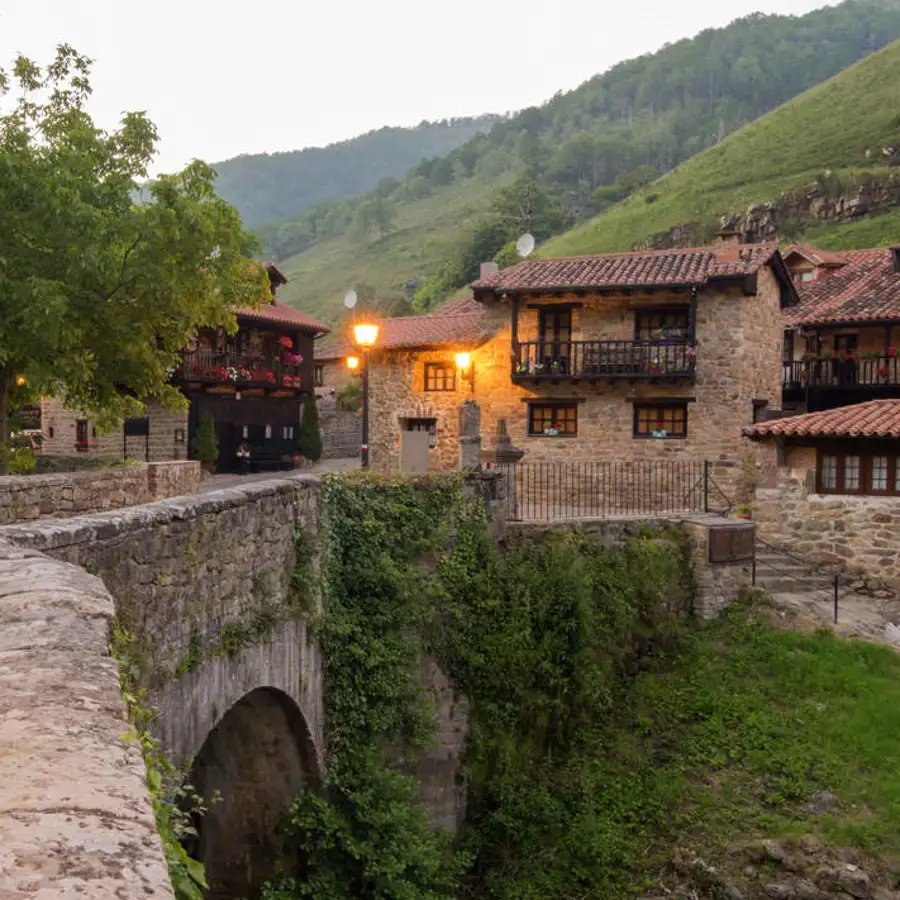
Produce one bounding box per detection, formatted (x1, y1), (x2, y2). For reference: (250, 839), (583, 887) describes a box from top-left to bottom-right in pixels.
(715, 228), (741, 264)
(892, 246), (900, 274)
(480, 261), (499, 281)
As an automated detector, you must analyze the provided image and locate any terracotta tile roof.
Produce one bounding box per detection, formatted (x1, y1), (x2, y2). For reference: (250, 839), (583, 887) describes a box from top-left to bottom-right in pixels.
(747, 399), (900, 439)
(315, 308), (489, 361)
(784, 248), (900, 326)
(235, 299), (331, 334)
(782, 244), (848, 267)
(471, 244), (780, 292)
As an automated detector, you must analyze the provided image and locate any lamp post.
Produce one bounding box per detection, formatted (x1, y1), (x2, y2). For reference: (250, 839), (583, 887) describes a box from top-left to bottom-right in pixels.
(350, 323), (379, 468)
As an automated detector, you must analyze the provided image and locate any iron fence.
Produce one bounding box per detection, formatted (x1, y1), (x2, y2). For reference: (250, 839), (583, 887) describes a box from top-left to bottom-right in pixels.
(485, 459), (709, 521)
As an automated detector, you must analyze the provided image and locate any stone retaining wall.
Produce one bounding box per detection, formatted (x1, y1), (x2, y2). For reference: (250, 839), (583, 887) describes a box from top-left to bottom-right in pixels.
(0, 539), (174, 899)
(754, 444), (900, 589)
(0, 461), (200, 526)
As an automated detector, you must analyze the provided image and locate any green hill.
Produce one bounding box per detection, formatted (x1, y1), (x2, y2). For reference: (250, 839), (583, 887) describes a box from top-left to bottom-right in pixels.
(273, 0), (900, 324)
(213, 116), (500, 227)
(542, 38), (900, 257)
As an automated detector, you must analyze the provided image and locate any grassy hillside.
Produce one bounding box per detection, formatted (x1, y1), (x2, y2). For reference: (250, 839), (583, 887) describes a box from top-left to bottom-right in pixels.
(543, 39), (900, 257)
(213, 116), (500, 226)
(277, 176), (506, 319)
(274, 0), (900, 324)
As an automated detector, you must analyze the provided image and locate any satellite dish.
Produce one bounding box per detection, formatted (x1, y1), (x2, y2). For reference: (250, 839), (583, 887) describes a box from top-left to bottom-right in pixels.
(516, 233), (535, 258)
(343, 289), (358, 309)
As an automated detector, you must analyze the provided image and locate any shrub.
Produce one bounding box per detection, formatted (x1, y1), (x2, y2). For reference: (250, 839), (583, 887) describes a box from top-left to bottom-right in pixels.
(191, 412), (218, 464)
(298, 394), (323, 461)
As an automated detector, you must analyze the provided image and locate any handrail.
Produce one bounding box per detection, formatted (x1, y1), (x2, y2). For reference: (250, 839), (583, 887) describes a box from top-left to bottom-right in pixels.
(783, 354), (900, 389)
(513, 339), (696, 378)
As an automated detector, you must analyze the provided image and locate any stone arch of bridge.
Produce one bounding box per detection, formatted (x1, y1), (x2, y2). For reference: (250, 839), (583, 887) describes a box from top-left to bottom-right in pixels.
(185, 686), (319, 900)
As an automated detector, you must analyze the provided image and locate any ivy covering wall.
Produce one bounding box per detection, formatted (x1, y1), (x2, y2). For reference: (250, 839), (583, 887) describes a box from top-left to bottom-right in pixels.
(262, 474), (694, 900)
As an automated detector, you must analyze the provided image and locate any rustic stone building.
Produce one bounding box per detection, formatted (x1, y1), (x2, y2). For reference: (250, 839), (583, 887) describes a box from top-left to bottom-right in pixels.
(781, 245), (900, 413)
(747, 399), (900, 588)
(41, 264), (330, 470)
(327, 237), (796, 488)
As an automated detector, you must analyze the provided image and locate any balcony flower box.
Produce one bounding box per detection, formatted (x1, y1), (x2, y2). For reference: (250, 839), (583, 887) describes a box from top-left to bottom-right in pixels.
(283, 351), (304, 365)
(277, 336), (293, 349)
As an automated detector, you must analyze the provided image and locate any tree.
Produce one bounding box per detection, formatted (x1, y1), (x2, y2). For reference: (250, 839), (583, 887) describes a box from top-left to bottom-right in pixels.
(191, 412), (218, 466)
(356, 196), (397, 241)
(298, 394), (322, 462)
(0, 45), (269, 472)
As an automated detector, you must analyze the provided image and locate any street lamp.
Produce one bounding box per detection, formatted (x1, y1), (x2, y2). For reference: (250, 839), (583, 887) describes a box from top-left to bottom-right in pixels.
(352, 322), (379, 469)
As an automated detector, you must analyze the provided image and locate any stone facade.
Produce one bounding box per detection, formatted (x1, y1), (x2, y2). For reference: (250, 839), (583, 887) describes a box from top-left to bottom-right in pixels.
(368, 274), (784, 503)
(41, 397), (190, 462)
(0, 539), (174, 899)
(316, 392), (361, 459)
(752, 441), (900, 589)
(0, 461), (200, 526)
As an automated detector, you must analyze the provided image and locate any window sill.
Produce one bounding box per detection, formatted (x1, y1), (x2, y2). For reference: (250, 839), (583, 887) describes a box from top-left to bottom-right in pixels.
(527, 433), (578, 438)
(633, 434), (687, 440)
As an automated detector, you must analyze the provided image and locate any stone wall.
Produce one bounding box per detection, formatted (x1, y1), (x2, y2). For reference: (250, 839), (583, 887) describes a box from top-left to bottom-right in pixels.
(367, 278), (783, 502)
(316, 393), (362, 459)
(0, 539), (174, 899)
(0, 475), (326, 766)
(752, 441), (900, 588)
(0, 461), (200, 526)
(41, 397), (189, 462)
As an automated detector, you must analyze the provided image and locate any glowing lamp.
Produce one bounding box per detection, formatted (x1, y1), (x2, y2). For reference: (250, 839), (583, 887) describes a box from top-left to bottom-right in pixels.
(455, 352), (471, 370)
(346, 355), (360, 371)
(353, 323), (379, 348)
(15, 376), (26, 386)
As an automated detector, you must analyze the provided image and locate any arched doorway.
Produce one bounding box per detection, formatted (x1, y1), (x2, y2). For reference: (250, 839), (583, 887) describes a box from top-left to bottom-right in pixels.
(187, 687), (317, 899)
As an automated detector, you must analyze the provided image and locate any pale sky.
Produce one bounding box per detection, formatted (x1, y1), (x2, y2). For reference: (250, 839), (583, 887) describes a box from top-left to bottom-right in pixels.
(1, 0), (839, 176)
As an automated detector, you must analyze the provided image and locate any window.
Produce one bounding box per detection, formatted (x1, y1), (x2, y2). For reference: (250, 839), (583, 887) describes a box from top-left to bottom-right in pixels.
(528, 403), (577, 436)
(406, 417), (437, 449)
(314, 364), (324, 387)
(817, 448), (900, 495)
(834, 334), (858, 353)
(539, 308), (572, 372)
(791, 269), (815, 283)
(634, 403), (688, 439)
(75, 419), (90, 451)
(282, 425), (295, 439)
(265, 424), (272, 439)
(635, 309), (689, 342)
(424, 362), (456, 392)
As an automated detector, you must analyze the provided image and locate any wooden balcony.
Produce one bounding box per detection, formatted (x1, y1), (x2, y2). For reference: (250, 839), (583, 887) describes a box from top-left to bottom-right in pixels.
(512, 340), (696, 383)
(175, 347), (304, 391)
(783, 354), (900, 392)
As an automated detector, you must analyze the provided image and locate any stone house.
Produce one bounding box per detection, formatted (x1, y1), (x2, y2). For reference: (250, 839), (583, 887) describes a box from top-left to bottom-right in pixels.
(781, 245), (900, 413)
(746, 399), (900, 587)
(325, 235), (797, 486)
(41, 264), (331, 472)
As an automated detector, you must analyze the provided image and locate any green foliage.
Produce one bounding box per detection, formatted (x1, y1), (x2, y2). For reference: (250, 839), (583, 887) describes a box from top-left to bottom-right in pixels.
(111, 625), (211, 900)
(263, 474), (467, 900)
(298, 393), (323, 461)
(492, 241), (520, 270)
(434, 519), (694, 898)
(0, 45), (268, 472)
(267, 0), (900, 320)
(191, 412), (218, 464)
(336, 379), (362, 413)
(1, 443), (36, 474)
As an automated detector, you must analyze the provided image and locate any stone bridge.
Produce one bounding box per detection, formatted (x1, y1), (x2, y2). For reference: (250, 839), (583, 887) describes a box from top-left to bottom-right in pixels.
(0, 475), (327, 900)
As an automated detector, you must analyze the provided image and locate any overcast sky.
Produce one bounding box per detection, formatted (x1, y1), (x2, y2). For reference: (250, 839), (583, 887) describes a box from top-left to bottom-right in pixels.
(2, 0), (839, 176)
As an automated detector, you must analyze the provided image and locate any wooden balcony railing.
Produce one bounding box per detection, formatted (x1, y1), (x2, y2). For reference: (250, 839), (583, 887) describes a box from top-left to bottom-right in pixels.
(783, 354), (900, 390)
(512, 340), (696, 380)
(175, 347), (303, 389)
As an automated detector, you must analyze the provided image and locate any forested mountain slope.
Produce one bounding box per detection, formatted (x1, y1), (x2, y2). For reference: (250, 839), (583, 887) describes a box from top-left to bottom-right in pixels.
(542, 37), (900, 258)
(213, 116), (500, 226)
(270, 0), (900, 323)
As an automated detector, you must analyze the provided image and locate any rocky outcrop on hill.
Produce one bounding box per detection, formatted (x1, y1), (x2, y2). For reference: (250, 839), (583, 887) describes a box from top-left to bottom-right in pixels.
(638, 172), (900, 251)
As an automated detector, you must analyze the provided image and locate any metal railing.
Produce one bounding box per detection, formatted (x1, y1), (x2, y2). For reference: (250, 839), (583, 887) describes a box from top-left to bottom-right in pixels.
(176, 347), (303, 389)
(782, 354), (900, 389)
(513, 340), (695, 379)
(485, 459), (708, 521)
